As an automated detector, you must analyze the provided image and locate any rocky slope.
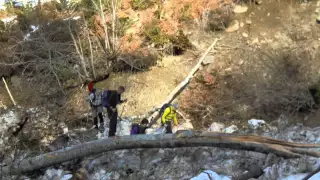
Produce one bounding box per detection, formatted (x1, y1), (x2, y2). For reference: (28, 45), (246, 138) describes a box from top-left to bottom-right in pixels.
(2, 108), (320, 180)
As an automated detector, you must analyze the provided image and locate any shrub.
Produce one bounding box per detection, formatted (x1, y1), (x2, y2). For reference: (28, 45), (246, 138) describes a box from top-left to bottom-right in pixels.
(144, 20), (192, 55)
(131, 0), (155, 10)
(179, 4), (193, 22)
(144, 20), (170, 48)
(202, 6), (233, 31)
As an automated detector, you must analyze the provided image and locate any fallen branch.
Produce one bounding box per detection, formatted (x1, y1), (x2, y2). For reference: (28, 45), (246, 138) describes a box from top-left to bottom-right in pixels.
(2, 130), (320, 176)
(2, 77), (16, 106)
(148, 38), (219, 125)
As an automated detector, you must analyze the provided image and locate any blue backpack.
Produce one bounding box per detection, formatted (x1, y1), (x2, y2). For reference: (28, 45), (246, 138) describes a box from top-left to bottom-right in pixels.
(131, 124), (140, 135)
(102, 90), (109, 107)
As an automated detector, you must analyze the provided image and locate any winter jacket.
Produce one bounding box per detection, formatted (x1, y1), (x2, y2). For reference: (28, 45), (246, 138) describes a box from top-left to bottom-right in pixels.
(103, 90), (124, 109)
(161, 106), (178, 126)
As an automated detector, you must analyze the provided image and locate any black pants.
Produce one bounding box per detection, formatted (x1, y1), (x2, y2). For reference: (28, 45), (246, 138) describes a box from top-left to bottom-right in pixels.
(107, 108), (118, 137)
(93, 112), (104, 129)
(165, 121), (172, 134)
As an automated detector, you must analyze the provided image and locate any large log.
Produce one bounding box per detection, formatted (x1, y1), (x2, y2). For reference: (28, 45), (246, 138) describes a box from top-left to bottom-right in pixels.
(2, 131), (320, 176)
(148, 38), (219, 125)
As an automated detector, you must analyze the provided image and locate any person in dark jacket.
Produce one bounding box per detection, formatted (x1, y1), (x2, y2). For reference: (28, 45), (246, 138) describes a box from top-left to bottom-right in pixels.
(103, 86), (127, 137)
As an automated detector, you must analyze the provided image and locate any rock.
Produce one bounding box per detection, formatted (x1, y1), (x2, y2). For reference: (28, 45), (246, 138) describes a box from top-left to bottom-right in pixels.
(242, 32), (249, 38)
(276, 114), (289, 130)
(251, 38), (259, 45)
(191, 170), (231, 180)
(264, 153), (279, 168)
(173, 121), (194, 133)
(42, 168), (64, 180)
(233, 5), (248, 14)
(315, 8), (320, 14)
(240, 22), (244, 27)
(208, 122), (225, 132)
(224, 125), (238, 133)
(246, 19), (252, 25)
(317, 1), (320, 7)
(226, 20), (240, 32)
(248, 119), (266, 130)
(202, 55), (215, 65)
(145, 128), (155, 134)
(255, 0), (263, 5)
(317, 15), (320, 24)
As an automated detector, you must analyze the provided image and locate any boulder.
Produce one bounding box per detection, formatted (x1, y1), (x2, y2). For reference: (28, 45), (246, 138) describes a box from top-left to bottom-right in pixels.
(202, 55), (215, 65)
(226, 20), (240, 32)
(208, 122), (225, 132)
(248, 119), (266, 130)
(233, 5), (248, 14)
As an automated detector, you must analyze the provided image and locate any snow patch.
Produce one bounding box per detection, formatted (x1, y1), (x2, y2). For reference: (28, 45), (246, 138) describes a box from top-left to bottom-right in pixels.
(224, 125), (238, 133)
(191, 170), (231, 180)
(208, 122), (225, 132)
(283, 172), (320, 180)
(1, 16), (16, 23)
(116, 119), (132, 136)
(248, 119), (266, 130)
(60, 174), (72, 180)
(0, 111), (19, 132)
(63, 16), (81, 21)
(24, 25), (39, 40)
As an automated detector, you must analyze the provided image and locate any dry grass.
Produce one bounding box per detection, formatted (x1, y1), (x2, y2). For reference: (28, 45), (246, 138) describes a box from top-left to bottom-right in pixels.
(66, 52), (197, 117)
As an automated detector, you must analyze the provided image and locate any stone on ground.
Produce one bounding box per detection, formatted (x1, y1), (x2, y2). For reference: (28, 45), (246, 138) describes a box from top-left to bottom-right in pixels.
(233, 5), (248, 14)
(226, 20), (240, 32)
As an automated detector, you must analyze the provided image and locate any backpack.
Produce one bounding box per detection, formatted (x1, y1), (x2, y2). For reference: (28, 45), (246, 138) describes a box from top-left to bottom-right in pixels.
(159, 103), (170, 115)
(89, 89), (102, 107)
(130, 123), (140, 135)
(102, 90), (110, 107)
(159, 103), (171, 125)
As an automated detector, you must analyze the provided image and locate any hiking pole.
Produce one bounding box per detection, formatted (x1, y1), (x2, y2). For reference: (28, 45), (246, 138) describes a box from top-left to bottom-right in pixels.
(118, 104), (126, 121)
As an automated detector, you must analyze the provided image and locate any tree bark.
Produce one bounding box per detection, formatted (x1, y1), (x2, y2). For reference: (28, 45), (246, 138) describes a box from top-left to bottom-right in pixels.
(2, 131), (320, 176)
(148, 38), (219, 125)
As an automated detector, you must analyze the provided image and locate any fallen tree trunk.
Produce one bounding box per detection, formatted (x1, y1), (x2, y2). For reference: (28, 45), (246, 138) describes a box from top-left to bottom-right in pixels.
(148, 38), (219, 125)
(2, 131), (320, 175)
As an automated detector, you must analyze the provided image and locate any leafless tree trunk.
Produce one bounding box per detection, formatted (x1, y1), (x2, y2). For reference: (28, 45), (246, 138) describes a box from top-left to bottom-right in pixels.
(2, 131), (320, 176)
(68, 22), (90, 78)
(148, 38), (219, 125)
